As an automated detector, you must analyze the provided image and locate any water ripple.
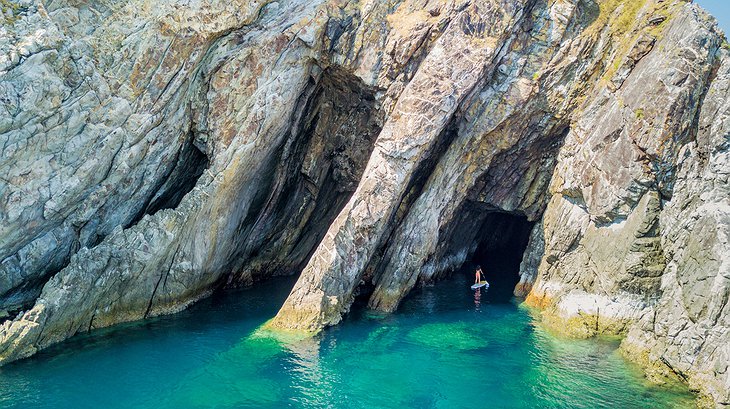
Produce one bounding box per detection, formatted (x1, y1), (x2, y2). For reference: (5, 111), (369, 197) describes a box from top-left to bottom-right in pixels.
(0, 276), (695, 409)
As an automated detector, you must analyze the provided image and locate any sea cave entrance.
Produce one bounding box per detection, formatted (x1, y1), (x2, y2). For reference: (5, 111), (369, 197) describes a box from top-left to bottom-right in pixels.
(470, 212), (534, 302)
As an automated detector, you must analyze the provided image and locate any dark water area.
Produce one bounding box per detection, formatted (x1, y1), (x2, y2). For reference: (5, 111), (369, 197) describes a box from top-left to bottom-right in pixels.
(0, 272), (694, 409)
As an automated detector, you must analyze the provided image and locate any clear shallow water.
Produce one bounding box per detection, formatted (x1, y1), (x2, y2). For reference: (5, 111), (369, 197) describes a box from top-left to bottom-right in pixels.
(0, 274), (694, 409)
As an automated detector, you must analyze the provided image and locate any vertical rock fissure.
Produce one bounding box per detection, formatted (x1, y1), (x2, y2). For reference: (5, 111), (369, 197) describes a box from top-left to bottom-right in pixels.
(133, 133), (210, 224)
(358, 121), (462, 302)
(224, 67), (383, 286)
(143, 136), (210, 218)
(270, 1), (532, 331)
(686, 50), (723, 165)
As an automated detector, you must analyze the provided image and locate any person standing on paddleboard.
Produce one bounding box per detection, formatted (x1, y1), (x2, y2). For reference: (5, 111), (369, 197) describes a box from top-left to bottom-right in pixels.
(475, 265), (484, 285)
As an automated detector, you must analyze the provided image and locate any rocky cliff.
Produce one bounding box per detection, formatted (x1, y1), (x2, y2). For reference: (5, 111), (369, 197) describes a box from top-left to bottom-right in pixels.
(0, 0), (728, 406)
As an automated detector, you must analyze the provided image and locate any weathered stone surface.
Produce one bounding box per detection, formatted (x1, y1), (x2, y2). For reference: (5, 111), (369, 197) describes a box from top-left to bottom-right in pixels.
(0, 0), (271, 313)
(1, 0), (333, 362)
(270, 0), (529, 331)
(621, 47), (730, 408)
(0, 0), (728, 407)
(524, 3), (730, 406)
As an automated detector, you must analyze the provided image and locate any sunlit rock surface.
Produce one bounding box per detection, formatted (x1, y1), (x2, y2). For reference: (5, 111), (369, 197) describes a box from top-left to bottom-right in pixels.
(0, 0), (728, 406)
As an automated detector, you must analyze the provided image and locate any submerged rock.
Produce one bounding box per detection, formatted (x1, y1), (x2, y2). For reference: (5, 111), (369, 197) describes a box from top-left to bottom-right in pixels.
(407, 322), (486, 351)
(0, 0), (728, 406)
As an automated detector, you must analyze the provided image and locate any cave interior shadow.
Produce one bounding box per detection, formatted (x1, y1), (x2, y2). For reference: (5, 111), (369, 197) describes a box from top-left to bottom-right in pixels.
(470, 212), (534, 303)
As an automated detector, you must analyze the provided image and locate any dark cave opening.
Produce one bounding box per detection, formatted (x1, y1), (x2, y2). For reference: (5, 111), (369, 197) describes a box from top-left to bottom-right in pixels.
(222, 67), (383, 286)
(143, 137), (210, 217)
(2, 135), (211, 320)
(470, 212), (534, 303)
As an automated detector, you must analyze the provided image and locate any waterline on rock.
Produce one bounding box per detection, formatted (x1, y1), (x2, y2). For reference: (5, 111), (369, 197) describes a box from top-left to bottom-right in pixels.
(0, 275), (695, 409)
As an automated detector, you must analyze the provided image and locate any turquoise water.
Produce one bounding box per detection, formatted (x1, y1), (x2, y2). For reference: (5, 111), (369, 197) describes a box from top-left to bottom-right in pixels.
(0, 274), (694, 409)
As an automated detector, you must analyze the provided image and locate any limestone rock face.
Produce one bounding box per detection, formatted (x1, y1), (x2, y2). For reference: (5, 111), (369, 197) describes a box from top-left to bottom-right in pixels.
(271, 0), (530, 330)
(523, 5), (730, 405)
(622, 51), (730, 407)
(0, 0), (728, 406)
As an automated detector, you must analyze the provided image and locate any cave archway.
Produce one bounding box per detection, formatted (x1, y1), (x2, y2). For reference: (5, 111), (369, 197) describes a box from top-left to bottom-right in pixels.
(470, 212), (534, 303)
(224, 67), (383, 286)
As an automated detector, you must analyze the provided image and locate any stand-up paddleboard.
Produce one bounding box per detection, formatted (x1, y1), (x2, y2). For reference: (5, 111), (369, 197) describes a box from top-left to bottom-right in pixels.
(471, 281), (489, 290)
